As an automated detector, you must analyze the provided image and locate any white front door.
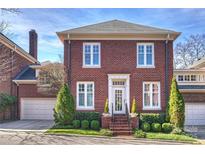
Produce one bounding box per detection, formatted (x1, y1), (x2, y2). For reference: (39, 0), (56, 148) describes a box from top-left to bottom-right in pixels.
(112, 87), (125, 114)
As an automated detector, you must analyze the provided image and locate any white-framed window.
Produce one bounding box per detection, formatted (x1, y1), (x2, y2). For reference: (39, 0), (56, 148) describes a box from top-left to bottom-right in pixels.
(83, 43), (101, 68)
(191, 75), (197, 81)
(143, 82), (161, 110)
(184, 75), (190, 81)
(76, 82), (94, 110)
(137, 43), (154, 68)
(178, 75), (184, 81)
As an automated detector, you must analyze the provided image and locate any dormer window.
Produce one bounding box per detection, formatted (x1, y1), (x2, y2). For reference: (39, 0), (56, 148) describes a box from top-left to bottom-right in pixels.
(83, 43), (101, 68)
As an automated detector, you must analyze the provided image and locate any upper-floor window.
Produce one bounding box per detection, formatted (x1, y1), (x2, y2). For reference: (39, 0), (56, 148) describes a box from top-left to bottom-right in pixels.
(137, 43), (154, 68)
(83, 43), (101, 68)
(177, 74), (198, 82)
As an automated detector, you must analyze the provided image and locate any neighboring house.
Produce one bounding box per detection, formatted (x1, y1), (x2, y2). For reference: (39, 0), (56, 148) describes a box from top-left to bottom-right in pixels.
(174, 58), (205, 126)
(57, 20), (180, 116)
(0, 31), (56, 120)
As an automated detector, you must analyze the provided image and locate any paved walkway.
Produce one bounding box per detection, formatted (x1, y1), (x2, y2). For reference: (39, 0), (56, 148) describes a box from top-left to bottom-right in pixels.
(0, 131), (189, 145)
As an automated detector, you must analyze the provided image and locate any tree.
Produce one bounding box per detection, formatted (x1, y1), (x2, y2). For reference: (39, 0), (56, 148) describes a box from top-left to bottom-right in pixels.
(174, 34), (205, 69)
(168, 77), (185, 128)
(54, 84), (75, 125)
(0, 8), (21, 35)
(104, 98), (109, 113)
(37, 62), (65, 95)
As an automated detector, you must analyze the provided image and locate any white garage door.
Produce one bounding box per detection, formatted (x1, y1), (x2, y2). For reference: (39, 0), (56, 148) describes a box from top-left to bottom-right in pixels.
(21, 98), (56, 120)
(185, 103), (205, 125)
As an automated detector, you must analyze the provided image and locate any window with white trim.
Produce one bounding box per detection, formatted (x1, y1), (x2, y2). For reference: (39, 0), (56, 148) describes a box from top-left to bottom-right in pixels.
(143, 82), (160, 109)
(77, 82), (94, 109)
(137, 43), (154, 67)
(83, 43), (100, 67)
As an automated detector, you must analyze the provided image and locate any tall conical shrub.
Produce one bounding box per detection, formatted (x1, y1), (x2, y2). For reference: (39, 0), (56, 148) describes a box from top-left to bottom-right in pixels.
(168, 77), (185, 128)
(54, 84), (75, 125)
(104, 98), (109, 113)
(131, 98), (137, 113)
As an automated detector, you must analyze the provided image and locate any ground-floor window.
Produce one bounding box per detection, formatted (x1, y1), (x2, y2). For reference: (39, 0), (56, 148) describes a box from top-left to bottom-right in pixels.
(76, 82), (94, 110)
(143, 82), (161, 110)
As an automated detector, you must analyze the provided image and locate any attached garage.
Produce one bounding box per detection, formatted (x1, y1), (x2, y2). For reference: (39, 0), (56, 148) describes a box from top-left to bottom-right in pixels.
(20, 98), (56, 120)
(185, 103), (205, 125)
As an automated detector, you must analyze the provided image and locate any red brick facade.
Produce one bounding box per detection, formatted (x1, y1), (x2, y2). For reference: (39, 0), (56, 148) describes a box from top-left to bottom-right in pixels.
(67, 40), (173, 113)
(0, 42), (33, 96)
(181, 92), (205, 103)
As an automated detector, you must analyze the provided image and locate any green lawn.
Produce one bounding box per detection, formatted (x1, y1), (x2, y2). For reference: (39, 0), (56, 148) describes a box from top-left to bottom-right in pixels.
(146, 132), (197, 143)
(46, 129), (102, 136)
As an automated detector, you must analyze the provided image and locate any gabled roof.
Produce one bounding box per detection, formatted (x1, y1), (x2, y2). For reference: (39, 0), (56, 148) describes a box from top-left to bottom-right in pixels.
(14, 66), (36, 80)
(0, 32), (38, 64)
(57, 20), (181, 41)
(188, 57), (205, 69)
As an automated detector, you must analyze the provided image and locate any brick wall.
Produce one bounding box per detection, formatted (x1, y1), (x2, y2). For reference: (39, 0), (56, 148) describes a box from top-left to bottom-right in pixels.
(0, 42), (33, 96)
(68, 40), (173, 113)
(181, 92), (205, 103)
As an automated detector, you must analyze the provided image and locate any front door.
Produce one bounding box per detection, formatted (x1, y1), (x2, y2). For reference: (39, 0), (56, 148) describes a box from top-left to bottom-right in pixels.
(113, 87), (125, 114)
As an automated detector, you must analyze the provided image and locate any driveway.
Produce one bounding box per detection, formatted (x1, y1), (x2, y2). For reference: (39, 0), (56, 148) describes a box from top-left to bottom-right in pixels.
(0, 120), (54, 132)
(185, 125), (205, 139)
(0, 131), (188, 145)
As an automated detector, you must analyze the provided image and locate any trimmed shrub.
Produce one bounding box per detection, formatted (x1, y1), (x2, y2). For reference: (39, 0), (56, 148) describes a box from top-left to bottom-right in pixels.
(141, 122), (151, 132)
(168, 77), (185, 128)
(134, 129), (146, 138)
(81, 120), (89, 130)
(54, 84), (75, 125)
(104, 99), (109, 113)
(151, 123), (162, 132)
(0, 93), (16, 111)
(140, 113), (166, 124)
(99, 129), (113, 136)
(75, 112), (100, 122)
(72, 120), (81, 129)
(90, 120), (100, 130)
(131, 98), (137, 113)
(162, 123), (173, 133)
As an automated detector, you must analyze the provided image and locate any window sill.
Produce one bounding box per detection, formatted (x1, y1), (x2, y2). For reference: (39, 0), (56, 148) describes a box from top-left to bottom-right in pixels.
(76, 107), (95, 110)
(82, 66), (101, 68)
(136, 66), (155, 68)
(143, 107), (161, 111)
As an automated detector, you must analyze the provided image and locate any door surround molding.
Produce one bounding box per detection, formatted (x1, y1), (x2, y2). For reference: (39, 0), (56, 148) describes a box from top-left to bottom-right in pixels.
(108, 74), (130, 115)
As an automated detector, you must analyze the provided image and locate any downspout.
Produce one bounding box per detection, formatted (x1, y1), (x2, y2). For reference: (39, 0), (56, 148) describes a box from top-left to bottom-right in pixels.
(10, 46), (15, 95)
(165, 34), (170, 106)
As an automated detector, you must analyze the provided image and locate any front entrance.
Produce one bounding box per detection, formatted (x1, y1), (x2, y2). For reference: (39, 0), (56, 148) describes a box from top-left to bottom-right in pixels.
(108, 74), (130, 115)
(113, 87), (125, 114)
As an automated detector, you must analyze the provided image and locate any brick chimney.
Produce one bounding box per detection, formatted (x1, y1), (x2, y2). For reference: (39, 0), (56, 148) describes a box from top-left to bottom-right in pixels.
(29, 30), (38, 59)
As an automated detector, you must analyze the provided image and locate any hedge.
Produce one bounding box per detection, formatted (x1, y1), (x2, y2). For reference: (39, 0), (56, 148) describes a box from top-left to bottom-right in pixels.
(0, 93), (16, 112)
(140, 113), (166, 125)
(75, 112), (100, 122)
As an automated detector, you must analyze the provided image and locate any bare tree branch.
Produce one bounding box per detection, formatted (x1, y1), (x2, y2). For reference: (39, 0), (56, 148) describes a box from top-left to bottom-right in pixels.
(174, 34), (205, 69)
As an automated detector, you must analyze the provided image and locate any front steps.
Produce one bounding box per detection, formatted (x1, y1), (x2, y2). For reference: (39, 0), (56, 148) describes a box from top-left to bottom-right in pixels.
(109, 115), (133, 135)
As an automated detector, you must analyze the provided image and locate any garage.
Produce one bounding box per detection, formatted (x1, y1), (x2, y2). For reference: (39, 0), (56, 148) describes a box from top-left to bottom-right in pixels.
(21, 98), (56, 120)
(185, 103), (205, 125)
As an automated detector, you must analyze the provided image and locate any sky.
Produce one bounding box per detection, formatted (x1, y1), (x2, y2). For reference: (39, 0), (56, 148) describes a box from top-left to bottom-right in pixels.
(1, 8), (205, 62)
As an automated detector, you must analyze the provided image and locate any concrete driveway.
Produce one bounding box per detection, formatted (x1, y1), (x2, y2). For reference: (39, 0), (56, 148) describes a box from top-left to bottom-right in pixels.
(185, 125), (205, 139)
(0, 120), (54, 132)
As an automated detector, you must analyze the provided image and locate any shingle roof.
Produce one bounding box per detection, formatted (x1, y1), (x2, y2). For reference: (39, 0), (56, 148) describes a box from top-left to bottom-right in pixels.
(0, 32), (38, 64)
(14, 66), (36, 80)
(58, 20), (180, 35)
(178, 85), (205, 90)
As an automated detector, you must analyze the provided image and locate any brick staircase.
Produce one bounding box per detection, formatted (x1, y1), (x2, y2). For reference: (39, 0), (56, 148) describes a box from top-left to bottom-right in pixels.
(109, 115), (133, 135)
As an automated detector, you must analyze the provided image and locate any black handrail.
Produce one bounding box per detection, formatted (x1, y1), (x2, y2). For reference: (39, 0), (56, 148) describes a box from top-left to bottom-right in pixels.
(124, 100), (130, 129)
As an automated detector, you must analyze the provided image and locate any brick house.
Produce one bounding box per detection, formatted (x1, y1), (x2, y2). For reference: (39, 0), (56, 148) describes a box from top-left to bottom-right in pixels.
(0, 31), (56, 120)
(174, 58), (205, 126)
(57, 19), (180, 131)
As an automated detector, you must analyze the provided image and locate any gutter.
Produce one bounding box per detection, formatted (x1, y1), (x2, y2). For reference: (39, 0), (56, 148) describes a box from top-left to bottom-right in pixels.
(165, 34), (170, 105)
